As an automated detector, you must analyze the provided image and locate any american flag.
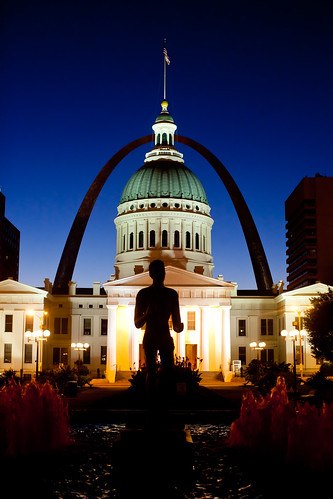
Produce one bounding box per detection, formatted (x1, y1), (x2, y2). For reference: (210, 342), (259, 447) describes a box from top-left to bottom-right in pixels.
(163, 47), (170, 65)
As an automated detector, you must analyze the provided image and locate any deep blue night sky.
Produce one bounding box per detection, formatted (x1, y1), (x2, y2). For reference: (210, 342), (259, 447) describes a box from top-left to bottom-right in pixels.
(1, 1), (333, 289)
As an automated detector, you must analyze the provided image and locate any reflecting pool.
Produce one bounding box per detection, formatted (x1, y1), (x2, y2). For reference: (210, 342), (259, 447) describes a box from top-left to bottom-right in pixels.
(8, 422), (327, 498)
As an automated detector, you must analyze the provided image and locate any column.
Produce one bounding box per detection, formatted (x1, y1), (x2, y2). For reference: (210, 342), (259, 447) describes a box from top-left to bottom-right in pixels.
(221, 306), (232, 381)
(201, 306), (210, 370)
(176, 306), (186, 359)
(215, 307), (223, 370)
(106, 304), (117, 383)
(128, 304), (139, 370)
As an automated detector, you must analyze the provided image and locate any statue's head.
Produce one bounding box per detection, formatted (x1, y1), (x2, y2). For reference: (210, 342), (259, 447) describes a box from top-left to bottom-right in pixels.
(149, 259), (165, 284)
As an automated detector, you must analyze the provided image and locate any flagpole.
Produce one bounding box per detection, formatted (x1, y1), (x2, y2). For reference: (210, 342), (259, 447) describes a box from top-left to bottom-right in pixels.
(163, 38), (167, 100)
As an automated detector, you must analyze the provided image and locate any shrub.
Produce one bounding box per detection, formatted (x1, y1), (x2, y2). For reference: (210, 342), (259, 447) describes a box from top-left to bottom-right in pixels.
(129, 356), (202, 396)
(38, 363), (91, 396)
(0, 369), (20, 387)
(244, 360), (293, 395)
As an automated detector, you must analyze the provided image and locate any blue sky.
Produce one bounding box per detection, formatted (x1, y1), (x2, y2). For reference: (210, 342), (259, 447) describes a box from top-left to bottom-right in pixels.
(1, 0), (332, 289)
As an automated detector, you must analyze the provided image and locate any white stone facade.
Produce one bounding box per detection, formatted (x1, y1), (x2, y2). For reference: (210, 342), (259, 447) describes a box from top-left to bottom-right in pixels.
(0, 277), (328, 380)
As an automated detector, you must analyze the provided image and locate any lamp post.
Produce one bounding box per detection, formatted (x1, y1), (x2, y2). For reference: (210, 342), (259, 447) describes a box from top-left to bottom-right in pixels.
(292, 307), (308, 378)
(250, 341), (266, 360)
(25, 311), (50, 379)
(281, 330), (297, 391)
(71, 342), (89, 363)
(281, 327), (307, 392)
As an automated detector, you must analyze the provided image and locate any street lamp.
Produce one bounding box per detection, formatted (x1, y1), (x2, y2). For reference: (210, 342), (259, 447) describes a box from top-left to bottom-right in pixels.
(281, 328), (306, 392)
(25, 311), (50, 379)
(71, 342), (89, 363)
(250, 341), (266, 360)
(292, 307), (308, 378)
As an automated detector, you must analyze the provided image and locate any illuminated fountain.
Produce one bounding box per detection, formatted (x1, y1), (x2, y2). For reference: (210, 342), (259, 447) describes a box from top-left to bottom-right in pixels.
(228, 376), (333, 471)
(0, 380), (71, 457)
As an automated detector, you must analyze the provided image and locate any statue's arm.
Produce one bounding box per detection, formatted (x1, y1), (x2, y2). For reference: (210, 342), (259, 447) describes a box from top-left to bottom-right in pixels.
(134, 292), (147, 329)
(171, 291), (184, 333)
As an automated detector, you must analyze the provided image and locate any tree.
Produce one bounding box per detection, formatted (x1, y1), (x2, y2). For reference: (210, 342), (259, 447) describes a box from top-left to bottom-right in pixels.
(303, 288), (333, 362)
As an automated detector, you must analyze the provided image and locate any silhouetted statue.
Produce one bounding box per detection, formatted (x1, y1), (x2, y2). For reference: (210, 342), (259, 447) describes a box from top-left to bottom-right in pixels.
(134, 260), (183, 398)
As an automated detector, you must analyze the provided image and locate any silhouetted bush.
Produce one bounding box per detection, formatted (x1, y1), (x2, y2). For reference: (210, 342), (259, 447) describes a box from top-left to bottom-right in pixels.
(0, 369), (20, 387)
(244, 360), (293, 395)
(38, 363), (91, 395)
(129, 356), (202, 396)
(306, 371), (333, 404)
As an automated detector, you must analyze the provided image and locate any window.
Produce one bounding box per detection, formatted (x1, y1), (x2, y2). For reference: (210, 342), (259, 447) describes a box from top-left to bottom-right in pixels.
(203, 235), (206, 252)
(261, 348), (274, 363)
(83, 346), (91, 364)
(239, 347), (246, 365)
(24, 344), (33, 363)
(187, 311), (196, 330)
(149, 230), (155, 247)
(186, 231), (191, 249)
(293, 316), (304, 331)
(101, 318), (108, 335)
(25, 314), (34, 332)
(238, 319), (246, 336)
(261, 319), (273, 335)
(4, 344), (12, 363)
(162, 230), (168, 247)
(129, 232), (134, 249)
(138, 231), (144, 248)
(162, 132), (167, 145)
(101, 346), (107, 365)
(83, 318), (92, 335)
(89, 304), (93, 309)
(123, 234), (126, 251)
(195, 233), (200, 250)
(174, 230), (180, 248)
(5, 315), (13, 332)
(54, 317), (68, 334)
(53, 347), (68, 365)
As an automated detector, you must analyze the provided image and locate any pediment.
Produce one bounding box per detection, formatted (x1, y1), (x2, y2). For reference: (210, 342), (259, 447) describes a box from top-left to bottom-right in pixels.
(103, 266), (236, 289)
(0, 279), (48, 296)
(283, 282), (332, 298)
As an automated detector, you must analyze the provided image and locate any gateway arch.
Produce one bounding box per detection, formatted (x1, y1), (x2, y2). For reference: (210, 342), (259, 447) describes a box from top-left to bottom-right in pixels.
(53, 135), (273, 292)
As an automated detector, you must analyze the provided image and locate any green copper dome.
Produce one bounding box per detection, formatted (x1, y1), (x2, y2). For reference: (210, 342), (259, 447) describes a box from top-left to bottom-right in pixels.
(119, 160), (208, 204)
(155, 111), (174, 123)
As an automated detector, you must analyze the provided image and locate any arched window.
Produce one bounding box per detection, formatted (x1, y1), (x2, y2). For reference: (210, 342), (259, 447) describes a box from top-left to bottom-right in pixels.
(203, 235), (206, 252)
(123, 234), (126, 251)
(162, 133), (167, 145)
(138, 231), (144, 248)
(156, 134), (160, 145)
(162, 230), (168, 247)
(174, 230), (180, 248)
(149, 230), (156, 247)
(195, 233), (200, 250)
(169, 133), (173, 145)
(186, 231), (191, 249)
(129, 232), (134, 249)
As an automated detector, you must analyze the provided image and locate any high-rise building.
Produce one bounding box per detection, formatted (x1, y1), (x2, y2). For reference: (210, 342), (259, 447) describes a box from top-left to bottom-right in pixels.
(0, 192), (20, 281)
(285, 174), (333, 290)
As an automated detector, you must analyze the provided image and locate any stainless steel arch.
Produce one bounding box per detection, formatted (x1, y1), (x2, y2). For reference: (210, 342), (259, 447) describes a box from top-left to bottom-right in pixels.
(53, 135), (273, 292)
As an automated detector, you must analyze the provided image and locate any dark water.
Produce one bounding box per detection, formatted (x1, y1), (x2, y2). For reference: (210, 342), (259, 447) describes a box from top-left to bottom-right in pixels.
(44, 423), (268, 498)
(14, 423), (325, 499)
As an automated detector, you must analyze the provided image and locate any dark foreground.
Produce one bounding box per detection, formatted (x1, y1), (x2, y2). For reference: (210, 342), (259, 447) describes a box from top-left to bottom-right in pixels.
(2, 381), (331, 498)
